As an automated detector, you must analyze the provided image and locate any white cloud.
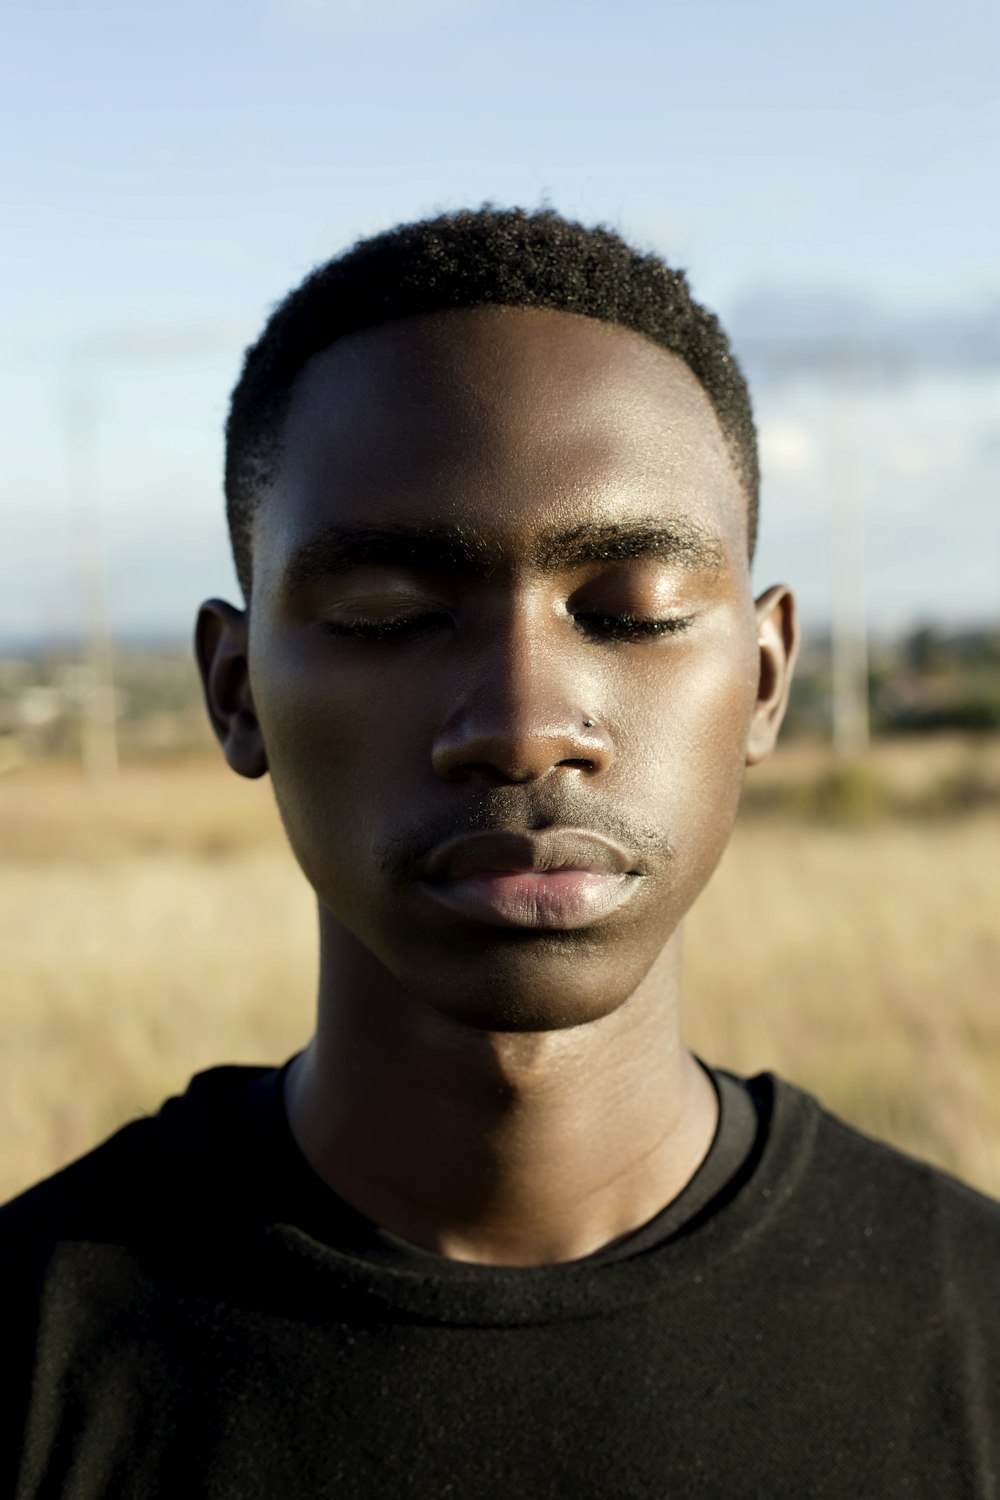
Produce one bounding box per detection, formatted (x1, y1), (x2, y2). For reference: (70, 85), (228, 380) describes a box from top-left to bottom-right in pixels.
(883, 438), (928, 478)
(758, 420), (816, 477)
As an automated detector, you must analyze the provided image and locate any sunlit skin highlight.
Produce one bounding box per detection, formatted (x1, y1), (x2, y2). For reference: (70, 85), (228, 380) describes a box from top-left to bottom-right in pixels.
(197, 306), (798, 1266)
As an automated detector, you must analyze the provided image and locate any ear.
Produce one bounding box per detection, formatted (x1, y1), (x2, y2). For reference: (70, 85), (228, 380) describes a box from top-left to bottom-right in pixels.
(746, 584), (800, 767)
(194, 599), (268, 779)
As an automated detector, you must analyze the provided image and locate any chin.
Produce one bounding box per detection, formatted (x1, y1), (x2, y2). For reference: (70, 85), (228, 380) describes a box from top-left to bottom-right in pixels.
(392, 936), (655, 1033)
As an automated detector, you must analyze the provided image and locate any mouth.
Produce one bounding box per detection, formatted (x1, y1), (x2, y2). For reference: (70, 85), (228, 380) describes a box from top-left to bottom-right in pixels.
(416, 828), (643, 930)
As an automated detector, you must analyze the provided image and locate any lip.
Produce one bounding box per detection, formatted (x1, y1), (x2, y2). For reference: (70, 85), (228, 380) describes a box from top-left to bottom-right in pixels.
(416, 829), (643, 930)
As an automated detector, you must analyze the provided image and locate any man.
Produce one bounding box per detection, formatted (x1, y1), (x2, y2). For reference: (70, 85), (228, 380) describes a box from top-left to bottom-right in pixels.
(3, 207), (999, 1497)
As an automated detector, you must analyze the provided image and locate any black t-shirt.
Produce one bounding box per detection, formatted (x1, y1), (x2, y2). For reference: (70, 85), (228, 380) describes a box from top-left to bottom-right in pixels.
(2, 1059), (999, 1498)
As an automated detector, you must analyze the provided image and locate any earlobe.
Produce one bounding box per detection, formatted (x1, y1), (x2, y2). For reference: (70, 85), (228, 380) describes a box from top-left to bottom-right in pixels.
(746, 585), (800, 767)
(194, 599), (269, 779)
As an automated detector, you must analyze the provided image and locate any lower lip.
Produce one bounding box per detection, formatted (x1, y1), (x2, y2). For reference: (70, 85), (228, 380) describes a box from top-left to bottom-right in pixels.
(418, 870), (639, 929)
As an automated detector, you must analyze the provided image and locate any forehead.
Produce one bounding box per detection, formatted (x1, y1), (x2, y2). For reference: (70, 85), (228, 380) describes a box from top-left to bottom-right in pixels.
(256, 306), (748, 580)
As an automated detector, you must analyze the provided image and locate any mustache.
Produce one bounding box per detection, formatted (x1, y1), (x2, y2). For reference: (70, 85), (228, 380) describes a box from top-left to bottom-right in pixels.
(377, 789), (673, 878)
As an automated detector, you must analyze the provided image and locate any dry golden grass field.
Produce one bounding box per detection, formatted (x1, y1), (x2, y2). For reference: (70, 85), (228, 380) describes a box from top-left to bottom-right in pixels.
(2, 734), (1000, 1205)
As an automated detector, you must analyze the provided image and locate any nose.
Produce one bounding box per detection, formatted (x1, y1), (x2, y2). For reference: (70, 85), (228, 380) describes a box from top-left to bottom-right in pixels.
(430, 606), (613, 786)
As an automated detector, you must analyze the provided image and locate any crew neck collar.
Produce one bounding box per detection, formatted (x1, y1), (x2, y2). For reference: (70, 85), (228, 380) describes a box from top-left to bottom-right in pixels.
(172, 1061), (820, 1328)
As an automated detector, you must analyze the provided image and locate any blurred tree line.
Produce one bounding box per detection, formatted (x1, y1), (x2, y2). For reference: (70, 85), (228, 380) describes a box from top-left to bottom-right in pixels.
(784, 625), (1000, 739)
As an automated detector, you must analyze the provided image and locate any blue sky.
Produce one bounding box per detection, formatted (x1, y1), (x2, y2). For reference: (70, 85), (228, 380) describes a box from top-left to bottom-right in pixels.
(2, 0), (998, 640)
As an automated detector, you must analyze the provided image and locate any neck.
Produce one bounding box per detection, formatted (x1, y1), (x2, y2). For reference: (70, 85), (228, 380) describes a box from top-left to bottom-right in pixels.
(284, 914), (718, 1267)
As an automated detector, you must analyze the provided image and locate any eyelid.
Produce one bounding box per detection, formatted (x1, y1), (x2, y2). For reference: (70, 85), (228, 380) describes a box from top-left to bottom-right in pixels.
(317, 583), (450, 628)
(573, 612), (695, 640)
(321, 611), (450, 641)
(322, 611), (696, 644)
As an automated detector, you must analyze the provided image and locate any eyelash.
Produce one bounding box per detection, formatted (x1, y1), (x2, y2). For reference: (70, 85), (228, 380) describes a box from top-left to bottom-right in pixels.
(321, 613), (694, 643)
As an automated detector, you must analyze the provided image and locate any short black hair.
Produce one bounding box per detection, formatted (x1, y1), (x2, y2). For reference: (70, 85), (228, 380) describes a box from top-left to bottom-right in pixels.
(225, 205), (758, 599)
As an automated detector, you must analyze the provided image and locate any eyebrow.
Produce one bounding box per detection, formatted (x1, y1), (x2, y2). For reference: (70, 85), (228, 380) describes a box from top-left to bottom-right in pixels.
(282, 519), (726, 589)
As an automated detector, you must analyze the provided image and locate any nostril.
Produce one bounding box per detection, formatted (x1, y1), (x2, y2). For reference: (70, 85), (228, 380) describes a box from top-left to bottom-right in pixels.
(561, 757), (597, 772)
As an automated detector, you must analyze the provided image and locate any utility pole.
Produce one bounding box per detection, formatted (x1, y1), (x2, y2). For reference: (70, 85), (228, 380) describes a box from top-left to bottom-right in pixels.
(57, 323), (242, 781)
(829, 353), (870, 757)
(64, 365), (119, 782)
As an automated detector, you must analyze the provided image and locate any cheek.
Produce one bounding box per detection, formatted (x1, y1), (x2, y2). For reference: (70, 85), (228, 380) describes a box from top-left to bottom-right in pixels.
(250, 644), (415, 890)
(622, 638), (758, 852)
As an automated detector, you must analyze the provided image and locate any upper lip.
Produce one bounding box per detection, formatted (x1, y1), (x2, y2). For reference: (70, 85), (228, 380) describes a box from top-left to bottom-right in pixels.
(419, 829), (641, 882)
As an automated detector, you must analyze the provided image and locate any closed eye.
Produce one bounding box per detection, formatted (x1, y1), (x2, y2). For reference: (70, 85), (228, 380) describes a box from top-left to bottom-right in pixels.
(322, 612), (695, 644)
(573, 613), (694, 642)
(321, 613), (450, 641)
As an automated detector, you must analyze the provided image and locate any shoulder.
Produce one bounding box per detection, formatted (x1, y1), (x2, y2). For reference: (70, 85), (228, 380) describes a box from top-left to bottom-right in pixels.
(0, 1063), (282, 1259)
(0, 1116), (158, 1258)
(763, 1071), (1000, 1282)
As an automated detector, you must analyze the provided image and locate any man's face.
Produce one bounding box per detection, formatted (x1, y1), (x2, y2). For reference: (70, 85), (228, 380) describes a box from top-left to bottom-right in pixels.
(235, 307), (784, 1031)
